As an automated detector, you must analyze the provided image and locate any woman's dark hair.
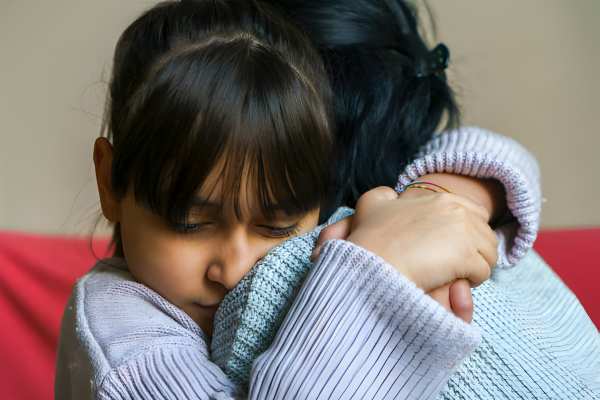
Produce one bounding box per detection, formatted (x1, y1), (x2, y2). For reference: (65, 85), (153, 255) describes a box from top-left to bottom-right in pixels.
(100, 0), (333, 256)
(266, 0), (461, 218)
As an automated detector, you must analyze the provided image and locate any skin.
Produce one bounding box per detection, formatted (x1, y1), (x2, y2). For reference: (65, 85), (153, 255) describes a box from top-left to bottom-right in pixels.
(94, 137), (320, 338)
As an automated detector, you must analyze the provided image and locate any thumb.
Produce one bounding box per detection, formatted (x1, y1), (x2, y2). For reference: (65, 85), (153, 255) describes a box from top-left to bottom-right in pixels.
(449, 279), (474, 323)
(310, 215), (354, 262)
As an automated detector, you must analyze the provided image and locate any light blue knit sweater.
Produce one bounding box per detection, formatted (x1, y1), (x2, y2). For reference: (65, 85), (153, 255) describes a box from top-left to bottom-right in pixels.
(440, 249), (600, 399)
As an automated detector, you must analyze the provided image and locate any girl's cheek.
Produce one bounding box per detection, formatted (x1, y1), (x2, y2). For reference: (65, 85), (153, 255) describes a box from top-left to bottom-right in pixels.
(122, 223), (207, 297)
(128, 250), (209, 313)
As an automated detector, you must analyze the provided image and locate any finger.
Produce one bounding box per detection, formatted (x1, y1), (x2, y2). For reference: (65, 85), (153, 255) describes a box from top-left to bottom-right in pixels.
(470, 216), (499, 270)
(462, 250), (492, 288)
(449, 279), (473, 323)
(310, 216), (353, 261)
(427, 283), (452, 313)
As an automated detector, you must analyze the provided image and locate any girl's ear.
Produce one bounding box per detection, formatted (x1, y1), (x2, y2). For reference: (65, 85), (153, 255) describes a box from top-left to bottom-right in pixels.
(93, 137), (120, 223)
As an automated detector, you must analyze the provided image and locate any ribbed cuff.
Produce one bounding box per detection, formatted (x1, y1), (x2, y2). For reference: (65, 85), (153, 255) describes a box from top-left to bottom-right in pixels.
(396, 126), (542, 268)
(249, 239), (480, 399)
(99, 345), (243, 400)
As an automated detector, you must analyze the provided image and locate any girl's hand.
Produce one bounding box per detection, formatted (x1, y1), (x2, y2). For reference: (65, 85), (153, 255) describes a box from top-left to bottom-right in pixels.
(313, 186), (498, 294)
(311, 210), (476, 323)
(398, 183), (479, 323)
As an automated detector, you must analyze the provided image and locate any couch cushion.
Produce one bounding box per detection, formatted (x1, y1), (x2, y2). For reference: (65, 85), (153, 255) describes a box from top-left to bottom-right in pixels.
(0, 231), (109, 400)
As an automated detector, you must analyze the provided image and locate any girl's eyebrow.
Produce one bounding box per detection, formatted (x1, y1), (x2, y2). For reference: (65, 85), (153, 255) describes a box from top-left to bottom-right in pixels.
(191, 196), (294, 214)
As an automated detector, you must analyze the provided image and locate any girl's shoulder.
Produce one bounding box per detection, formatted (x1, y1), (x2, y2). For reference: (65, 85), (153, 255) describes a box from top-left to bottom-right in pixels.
(65, 257), (209, 368)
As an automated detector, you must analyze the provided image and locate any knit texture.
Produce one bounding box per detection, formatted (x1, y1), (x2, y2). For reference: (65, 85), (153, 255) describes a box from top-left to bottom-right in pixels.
(438, 249), (600, 399)
(210, 206), (355, 388)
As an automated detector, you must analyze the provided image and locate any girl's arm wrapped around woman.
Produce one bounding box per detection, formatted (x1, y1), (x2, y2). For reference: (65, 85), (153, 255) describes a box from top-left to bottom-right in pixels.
(397, 126), (542, 268)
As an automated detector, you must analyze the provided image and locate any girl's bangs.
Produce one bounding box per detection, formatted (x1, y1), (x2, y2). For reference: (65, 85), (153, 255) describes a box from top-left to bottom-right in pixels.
(116, 37), (332, 223)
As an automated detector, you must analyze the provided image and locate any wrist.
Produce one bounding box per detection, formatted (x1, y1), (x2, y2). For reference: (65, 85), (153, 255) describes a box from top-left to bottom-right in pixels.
(399, 185), (443, 199)
(400, 174), (505, 223)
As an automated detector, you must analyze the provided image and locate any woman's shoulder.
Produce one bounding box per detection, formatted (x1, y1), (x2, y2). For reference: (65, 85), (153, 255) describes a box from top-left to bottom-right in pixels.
(65, 257), (209, 368)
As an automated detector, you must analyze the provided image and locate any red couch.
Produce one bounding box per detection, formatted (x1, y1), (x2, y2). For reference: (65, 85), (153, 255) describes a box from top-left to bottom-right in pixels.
(1, 229), (598, 400)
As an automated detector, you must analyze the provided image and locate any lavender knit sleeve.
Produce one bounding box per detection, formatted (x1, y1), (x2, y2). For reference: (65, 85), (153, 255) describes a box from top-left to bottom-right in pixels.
(395, 126), (542, 267)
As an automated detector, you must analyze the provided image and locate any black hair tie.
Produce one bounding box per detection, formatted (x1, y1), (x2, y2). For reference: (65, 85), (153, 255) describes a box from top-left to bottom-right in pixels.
(415, 43), (450, 78)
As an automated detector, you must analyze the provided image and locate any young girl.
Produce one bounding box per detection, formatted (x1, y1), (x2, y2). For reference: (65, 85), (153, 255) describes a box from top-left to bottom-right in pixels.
(54, 0), (539, 398)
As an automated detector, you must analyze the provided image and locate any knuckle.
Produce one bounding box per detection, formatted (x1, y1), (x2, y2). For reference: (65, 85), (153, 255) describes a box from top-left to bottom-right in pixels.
(357, 186), (396, 208)
(371, 186), (397, 199)
(326, 216), (354, 240)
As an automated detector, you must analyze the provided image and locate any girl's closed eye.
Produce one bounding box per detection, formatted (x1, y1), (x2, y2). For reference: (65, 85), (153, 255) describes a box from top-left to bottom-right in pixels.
(258, 223), (301, 238)
(172, 221), (301, 238)
(171, 221), (213, 234)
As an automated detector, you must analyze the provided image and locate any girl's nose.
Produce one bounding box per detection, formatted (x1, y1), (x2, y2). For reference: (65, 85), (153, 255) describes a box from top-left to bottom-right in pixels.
(206, 228), (264, 290)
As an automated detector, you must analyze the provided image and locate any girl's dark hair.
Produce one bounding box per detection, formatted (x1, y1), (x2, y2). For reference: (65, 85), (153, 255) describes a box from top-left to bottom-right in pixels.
(266, 0), (461, 217)
(101, 0), (333, 256)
